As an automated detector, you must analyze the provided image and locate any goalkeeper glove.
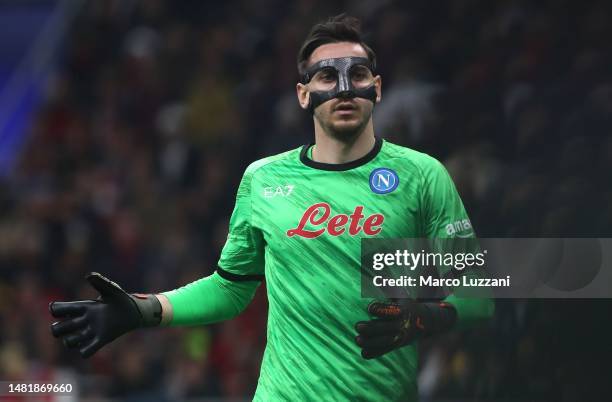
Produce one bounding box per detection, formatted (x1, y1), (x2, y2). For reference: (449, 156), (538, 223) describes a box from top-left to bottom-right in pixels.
(49, 272), (162, 358)
(355, 299), (457, 359)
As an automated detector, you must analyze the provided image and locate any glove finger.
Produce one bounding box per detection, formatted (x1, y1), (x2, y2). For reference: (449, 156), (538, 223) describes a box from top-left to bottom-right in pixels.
(79, 337), (102, 359)
(361, 344), (397, 360)
(49, 301), (86, 318)
(86, 272), (126, 300)
(62, 325), (94, 348)
(51, 315), (88, 337)
(355, 334), (397, 348)
(367, 301), (403, 318)
(355, 319), (401, 336)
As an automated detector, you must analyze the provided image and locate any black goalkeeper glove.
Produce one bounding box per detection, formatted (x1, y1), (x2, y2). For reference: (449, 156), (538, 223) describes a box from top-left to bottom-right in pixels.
(355, 299), (457, 359)
(49, 272), (162, 358)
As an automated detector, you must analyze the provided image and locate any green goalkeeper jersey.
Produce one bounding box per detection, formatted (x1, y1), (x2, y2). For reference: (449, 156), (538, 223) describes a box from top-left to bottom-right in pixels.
(213, 137), (480, 401)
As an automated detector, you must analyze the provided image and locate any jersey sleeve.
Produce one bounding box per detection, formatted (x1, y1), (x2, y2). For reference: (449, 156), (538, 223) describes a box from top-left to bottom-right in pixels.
(217, 166), (265, 280)
(162, 272), (260, 326)
(419, 157), (494, 327)
(420, 157), (474, 238)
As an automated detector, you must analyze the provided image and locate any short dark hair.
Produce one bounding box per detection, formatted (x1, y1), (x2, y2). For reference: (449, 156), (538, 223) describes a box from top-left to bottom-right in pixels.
(297, 14), (376, 77)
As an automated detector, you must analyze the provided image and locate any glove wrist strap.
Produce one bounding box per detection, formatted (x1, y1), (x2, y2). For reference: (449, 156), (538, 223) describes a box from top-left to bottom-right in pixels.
(131, 294), (163, 327)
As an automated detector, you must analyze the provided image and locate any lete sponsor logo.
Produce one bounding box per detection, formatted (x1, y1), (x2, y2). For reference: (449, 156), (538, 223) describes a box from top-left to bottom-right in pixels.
(287, 202), (384, 239)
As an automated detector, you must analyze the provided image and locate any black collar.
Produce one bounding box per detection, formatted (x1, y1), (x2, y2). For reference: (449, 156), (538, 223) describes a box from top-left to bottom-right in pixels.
(299, 136), (383, 171)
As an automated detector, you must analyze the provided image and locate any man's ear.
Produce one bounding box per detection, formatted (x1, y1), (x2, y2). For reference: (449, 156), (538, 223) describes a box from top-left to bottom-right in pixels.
(296, 83), (310, 110)
(374, 75), (382, 103)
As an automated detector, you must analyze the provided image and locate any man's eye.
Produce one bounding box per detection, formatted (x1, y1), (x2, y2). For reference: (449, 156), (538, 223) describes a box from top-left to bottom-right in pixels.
(352, 69), (370, 81)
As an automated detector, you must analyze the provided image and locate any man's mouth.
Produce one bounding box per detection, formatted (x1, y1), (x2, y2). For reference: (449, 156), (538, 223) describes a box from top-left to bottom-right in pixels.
(334, 103), (357, 112)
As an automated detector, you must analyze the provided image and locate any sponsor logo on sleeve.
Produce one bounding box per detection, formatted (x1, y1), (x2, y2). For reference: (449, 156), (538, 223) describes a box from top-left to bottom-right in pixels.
(445, 219), (473, 237)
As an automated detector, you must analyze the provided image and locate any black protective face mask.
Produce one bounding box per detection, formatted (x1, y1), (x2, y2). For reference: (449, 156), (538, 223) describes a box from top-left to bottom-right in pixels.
(301, 56), (377, 113)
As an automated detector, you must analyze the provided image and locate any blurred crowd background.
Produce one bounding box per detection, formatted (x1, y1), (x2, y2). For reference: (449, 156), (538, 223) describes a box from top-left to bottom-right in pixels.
(0, 0), (611, 401)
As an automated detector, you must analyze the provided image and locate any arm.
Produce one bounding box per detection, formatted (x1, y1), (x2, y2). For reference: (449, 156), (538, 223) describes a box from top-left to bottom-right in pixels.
(159, 271), (260, 326)
(49, 271), (261, 358)
(420, 158), (494, 325)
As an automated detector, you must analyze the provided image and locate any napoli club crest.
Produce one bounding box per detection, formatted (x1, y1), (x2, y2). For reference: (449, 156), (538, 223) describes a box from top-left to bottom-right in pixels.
(369, 168), (399, 194)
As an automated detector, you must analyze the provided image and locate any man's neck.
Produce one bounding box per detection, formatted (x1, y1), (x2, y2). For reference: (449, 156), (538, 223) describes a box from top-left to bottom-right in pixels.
(312, 120), (376, 164)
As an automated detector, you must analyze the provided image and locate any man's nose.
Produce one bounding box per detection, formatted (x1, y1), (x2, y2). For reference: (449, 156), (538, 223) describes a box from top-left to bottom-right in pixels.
(337, 89), (355, 98)
(336, 72), (355, 98)
(338, 90), (355, 99)
(337, 74), (351, 92)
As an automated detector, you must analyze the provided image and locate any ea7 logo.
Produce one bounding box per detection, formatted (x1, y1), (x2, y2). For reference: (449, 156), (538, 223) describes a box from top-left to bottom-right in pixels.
(263, 185), (294, 198)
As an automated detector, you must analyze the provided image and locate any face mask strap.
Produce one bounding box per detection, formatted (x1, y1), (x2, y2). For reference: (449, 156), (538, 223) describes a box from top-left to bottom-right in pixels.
(308, 86), (377, 113)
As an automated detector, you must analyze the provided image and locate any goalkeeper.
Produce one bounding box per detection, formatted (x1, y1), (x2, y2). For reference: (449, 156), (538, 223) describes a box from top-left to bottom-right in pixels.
(50, 14), (493, 401)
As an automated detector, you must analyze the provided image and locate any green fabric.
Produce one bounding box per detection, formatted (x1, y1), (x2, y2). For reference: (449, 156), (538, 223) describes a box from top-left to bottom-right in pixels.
(162, 272), (259, 326)
(164, 139), (493, 401)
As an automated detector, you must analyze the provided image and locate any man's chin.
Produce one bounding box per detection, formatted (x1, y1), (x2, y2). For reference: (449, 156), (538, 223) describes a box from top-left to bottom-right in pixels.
(314, 106), (371, 139)
(328, 118), (366, 138)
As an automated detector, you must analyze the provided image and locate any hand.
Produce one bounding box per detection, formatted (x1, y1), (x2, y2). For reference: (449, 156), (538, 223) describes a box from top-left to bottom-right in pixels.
(49, 272), (162, 358)
(355, 299), (457, 359)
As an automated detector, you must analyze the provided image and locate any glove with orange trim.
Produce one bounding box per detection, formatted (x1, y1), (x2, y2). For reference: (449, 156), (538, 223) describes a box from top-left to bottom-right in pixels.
(355, 299), (457, 359)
